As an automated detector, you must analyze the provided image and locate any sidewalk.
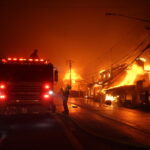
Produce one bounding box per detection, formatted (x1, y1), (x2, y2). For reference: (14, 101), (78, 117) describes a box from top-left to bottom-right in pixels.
(69, 97), (150, 134)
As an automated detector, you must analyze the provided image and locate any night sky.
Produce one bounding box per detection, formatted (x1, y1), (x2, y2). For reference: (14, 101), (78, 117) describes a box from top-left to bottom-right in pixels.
(0, 0), (150, 81)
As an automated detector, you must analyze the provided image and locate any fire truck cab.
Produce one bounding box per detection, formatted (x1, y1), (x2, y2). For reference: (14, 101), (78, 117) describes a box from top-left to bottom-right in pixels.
(0, 57), (58, 114)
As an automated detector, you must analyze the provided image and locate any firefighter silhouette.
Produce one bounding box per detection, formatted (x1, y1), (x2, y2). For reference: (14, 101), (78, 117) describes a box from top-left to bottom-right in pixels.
(61, 85), (71, 114)
(30, 49), (39, 59)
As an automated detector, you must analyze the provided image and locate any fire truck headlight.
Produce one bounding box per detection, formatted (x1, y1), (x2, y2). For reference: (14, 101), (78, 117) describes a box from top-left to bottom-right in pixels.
(48, 90), (54, 95)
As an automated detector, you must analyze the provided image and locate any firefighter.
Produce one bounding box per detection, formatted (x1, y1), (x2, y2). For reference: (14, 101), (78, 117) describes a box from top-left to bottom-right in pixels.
(61, 85), (71, 114)
(30, 49), (39, 59)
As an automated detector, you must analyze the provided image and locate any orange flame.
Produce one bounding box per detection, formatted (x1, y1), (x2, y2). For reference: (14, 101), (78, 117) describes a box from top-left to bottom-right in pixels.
(99, 58), (150, 96)
(105, 94), (115, 101)
(63, 69), (82, 84)
(144, 65), (150, 71)
(105, 94), (118, 101)
(118, 64), (144, 86)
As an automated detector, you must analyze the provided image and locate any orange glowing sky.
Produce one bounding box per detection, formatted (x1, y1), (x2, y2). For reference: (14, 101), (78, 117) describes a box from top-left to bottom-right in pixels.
(0, 0), (150, 81)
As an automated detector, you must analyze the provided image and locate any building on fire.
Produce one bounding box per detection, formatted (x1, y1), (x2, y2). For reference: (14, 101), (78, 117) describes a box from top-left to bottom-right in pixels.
(87, 58), (150, 108)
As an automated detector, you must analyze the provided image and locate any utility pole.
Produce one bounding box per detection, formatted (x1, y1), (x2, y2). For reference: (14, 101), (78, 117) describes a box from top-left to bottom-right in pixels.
(110, 48), (113, 78)
(67, 60), (73, 87)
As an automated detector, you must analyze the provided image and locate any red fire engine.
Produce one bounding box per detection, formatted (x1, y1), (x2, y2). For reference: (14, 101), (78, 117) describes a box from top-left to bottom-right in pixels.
(0, 57), (58, 114)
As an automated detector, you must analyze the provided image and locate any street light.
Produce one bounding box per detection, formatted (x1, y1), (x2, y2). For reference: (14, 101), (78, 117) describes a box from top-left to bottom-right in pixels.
(106, 12), (150, 30)
(105, 12), (150, 23)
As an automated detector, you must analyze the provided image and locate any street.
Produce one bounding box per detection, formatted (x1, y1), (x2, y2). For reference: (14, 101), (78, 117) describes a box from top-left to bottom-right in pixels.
(69, 97), (150, 134)
(0, 114), (75, 150)
(0, 98), (149, 150)
(56, 97), (150, 149)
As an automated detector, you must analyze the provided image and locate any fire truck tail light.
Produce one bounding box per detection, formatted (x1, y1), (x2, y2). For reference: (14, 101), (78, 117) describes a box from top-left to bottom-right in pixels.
(43, 94), (50, 99)
(0, 95), (6, 100)
(0, 84), (5, 89)
(44, 84), (50, 89)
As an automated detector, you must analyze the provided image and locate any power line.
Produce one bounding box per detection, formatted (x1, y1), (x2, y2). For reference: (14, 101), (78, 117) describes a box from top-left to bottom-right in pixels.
(82, 14), (150, 83)
(84, 24), (140, 73)
(111, 34), (150, 66)
(83, 38), (150, 82)
(95, 32), (149, 72)
(100, 43), (150, 87)
(85, 26), (147, 78)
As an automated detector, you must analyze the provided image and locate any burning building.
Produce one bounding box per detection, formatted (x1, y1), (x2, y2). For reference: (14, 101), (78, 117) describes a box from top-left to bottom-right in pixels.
(88, 57), (150, 107)
(63, 69), (86, 97)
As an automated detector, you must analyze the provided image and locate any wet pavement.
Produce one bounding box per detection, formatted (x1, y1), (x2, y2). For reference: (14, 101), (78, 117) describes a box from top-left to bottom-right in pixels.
(55, 97), (150, 148)
(0, 114), (75, 150)
(68, 97), (150, 134)
(0, 97), (149, 150)
(0, 111), (139, 150)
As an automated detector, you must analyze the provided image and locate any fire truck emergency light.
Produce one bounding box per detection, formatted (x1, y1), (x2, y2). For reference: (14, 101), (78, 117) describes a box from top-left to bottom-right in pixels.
(1, 58), (47, 63)
(43, 94), (50, 99)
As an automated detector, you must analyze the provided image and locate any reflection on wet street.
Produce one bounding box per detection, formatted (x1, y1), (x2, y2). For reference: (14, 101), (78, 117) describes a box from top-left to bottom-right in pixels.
(68, 98), (150, 133)
(0, 97), (149, 150)
(0, 114), (75, 150)
(56, 97), (150, 147)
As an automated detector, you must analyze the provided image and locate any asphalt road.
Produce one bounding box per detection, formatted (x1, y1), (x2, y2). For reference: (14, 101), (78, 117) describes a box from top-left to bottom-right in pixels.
(0, 113), (75, 150)
(69, 97), (150, 134)
(0, 98), (149, 150)
(56, 97), (150, 149)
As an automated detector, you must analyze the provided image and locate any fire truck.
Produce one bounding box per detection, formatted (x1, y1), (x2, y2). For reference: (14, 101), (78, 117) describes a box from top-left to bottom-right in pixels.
(0, 57), (58, 114)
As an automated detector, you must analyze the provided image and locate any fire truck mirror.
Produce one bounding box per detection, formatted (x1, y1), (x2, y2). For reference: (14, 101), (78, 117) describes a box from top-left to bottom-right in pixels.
(54, 70), (58, 82)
